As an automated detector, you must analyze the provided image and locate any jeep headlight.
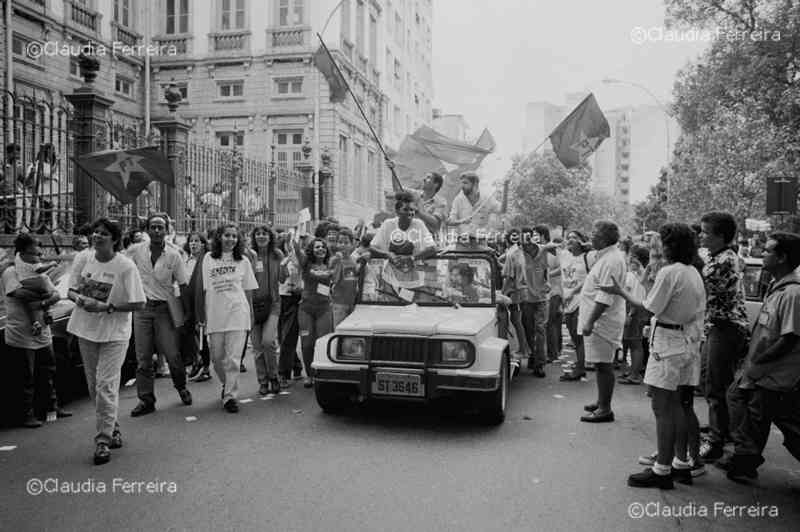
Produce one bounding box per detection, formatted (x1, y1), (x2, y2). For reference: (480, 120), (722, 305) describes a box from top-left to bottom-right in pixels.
(338, 337), (366, 361)
(441, 341), (470, 363)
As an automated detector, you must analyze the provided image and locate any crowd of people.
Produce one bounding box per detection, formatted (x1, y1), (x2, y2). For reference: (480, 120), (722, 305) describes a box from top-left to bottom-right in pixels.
(1, 170), (798, 491)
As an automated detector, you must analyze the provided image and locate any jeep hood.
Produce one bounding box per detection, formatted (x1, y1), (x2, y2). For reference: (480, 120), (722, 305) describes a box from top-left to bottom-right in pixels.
(336, 305), (494, 336)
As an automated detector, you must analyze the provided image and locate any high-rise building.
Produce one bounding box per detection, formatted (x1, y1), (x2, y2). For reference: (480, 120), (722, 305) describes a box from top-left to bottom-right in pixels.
(379, 0), (434, 168)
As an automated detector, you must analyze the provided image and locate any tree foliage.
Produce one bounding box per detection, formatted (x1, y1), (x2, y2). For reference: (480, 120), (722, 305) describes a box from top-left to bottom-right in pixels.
(666, 0), (800, 226)
(503, 150), (632, 235)
(633, 169), (669, 232)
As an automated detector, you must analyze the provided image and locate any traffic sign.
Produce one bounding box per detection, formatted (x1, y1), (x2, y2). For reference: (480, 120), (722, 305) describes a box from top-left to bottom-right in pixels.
(766, 177), (797, 215)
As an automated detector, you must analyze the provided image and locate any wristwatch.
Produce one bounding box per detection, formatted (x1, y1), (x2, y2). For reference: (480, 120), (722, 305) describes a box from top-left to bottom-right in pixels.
(106, 303), (116, 314)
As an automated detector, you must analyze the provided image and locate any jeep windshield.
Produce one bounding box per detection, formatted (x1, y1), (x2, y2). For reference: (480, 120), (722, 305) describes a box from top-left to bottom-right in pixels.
(359, 256), (495, 307)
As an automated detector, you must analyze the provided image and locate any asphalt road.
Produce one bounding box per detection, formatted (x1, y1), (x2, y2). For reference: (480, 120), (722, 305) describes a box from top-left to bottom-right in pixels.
(1, 355), (798, 532)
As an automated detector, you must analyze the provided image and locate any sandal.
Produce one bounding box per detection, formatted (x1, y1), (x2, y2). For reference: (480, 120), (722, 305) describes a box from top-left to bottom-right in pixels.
(618, 376), (642, 385)
(559, 372), (586, 381)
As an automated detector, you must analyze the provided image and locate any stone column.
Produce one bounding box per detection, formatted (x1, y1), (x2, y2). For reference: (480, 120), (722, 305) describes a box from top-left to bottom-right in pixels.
(65, 55), (112, 227)
(152, 83), (189, 231)
(151, 117), (189, 230)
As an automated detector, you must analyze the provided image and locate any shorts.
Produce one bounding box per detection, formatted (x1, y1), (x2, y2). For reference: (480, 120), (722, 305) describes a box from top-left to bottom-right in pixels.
(643, 353), (700, 391)
(584, 334), (616, 364)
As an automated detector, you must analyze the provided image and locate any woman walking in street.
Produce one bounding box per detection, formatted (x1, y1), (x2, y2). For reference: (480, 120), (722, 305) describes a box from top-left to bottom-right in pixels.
(67, 217), (146, 465)
(290, 234), (333, 388)
(183, 232), (211, 382)
(195, 224), (258, 413)
(247, 225), (284, 396)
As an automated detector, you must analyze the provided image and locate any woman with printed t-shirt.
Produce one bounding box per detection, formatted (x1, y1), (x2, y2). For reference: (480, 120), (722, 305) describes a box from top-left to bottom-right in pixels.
(289, 235), (333, 388)
(67, 218), (146, 465)
(196, 224), (258, 413)
(247, 225), (284, 397)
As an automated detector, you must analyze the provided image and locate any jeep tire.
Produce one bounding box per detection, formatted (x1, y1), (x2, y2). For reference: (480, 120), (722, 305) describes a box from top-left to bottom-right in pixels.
(479, 352), (509, 425)
(314, 382), (351, 414)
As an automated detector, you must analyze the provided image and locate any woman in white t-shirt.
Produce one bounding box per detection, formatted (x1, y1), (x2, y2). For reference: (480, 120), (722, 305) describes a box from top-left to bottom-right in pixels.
(67, 217), (146, 466)
(195, 224), (258, 413)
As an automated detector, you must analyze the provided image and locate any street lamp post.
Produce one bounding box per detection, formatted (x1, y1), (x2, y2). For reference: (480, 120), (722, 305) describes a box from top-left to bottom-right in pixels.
(602, 78), (672, 195)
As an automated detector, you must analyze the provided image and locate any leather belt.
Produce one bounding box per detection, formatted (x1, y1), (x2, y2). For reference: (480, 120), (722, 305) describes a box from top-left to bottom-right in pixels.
(146, 299), (167, 307)
(655, 321), (683, 331)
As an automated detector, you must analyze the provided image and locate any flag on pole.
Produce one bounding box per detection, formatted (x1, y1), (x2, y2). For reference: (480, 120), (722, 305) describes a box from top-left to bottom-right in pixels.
(548, 94), (610, 168)
(390, 126), (494, 203)
(313, 45), (347, 103)
(73, 147), (175, 204)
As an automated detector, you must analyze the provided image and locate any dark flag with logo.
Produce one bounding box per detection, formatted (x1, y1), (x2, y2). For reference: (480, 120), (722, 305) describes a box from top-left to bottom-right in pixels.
(73, 147), (174, 204)
(549, 94), (610, 168)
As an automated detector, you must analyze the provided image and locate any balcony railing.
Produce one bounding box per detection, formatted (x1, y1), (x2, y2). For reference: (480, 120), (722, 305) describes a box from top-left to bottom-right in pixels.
(113, 23), (141, 48)
(210, 31), (251, 55)
(153, 35), (192, 57)
(266, 26), (311, 54)
(67, 0), (99, 32)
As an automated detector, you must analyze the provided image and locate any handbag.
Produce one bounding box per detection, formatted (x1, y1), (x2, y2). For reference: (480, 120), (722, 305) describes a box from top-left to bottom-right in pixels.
(252, 295), (271, 324)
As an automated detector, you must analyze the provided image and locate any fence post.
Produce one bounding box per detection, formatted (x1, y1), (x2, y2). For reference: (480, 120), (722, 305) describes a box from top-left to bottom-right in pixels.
(64, 55), (113, 228)
(152, 118), (189, 231)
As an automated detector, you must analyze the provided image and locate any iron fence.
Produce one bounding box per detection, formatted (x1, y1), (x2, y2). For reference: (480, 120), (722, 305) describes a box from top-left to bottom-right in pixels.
(1, 90), (75, 235)
(182, 143), (304, 237)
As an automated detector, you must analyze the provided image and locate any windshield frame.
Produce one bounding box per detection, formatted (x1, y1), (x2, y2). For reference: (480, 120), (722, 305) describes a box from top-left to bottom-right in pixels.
(356, 253), (497, 308)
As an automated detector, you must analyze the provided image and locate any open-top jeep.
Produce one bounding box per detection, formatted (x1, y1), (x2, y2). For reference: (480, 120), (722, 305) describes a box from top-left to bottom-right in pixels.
(311, 247), (512, 424)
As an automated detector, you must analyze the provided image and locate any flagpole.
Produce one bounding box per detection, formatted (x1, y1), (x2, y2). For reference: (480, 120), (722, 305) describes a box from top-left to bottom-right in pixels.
(315, 33), (403, 191)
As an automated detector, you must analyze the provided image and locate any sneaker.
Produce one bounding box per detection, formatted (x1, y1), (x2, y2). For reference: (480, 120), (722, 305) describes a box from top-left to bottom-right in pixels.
(279, 376), (290, 390)
(638, 451), (658, 466)
(110, 427), (123, 449)
(699, 441), (724, 462)
(303, 377), (313, 388)
(192, 368), (211, 382)
(627, 468), (674, 490)
(268, 379), (280, 394)
(187, 362), (203, 380)
(689, 459), (706, 477)
(130, 402), (155, 417)
(223, 399), (239, 413)
(179, 388), (193, 406)
(259, 383), (269, 396)
(93, 442), (111, 465)
(22, 413), (43, 428)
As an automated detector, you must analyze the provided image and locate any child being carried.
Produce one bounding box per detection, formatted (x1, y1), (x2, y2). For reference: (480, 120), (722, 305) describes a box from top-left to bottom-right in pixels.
(14, 254), (58, 336)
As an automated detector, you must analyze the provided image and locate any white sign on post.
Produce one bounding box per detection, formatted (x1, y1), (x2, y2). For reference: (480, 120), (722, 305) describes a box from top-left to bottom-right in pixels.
(297, 208), (311, 225)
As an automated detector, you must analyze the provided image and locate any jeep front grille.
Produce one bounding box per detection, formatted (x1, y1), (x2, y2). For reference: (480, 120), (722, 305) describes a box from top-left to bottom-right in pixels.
(370, 337), (428, 364)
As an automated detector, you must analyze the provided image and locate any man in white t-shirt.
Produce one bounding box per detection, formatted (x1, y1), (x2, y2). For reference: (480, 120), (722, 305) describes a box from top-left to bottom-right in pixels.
(370, 190), (438, 264)
(578, 221), (627, 423)
(446, 172), (504, 241)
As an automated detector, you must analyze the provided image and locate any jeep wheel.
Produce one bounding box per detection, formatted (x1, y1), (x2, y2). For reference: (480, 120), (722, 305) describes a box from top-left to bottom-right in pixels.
(314, 382), (350, 414)
(479, 353), (509, 425)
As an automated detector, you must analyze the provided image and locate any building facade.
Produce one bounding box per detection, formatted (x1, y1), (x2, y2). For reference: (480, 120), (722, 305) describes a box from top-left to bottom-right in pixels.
(2, 0), (428, 230)
(378, 0), (433, 164)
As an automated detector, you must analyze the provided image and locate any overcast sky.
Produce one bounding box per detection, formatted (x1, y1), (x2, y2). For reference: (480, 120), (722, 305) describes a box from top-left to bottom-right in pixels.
(432, 0), (709, 200)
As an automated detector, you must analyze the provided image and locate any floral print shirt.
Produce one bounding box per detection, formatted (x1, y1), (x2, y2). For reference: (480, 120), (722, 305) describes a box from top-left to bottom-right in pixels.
(702, 247), (749, 334)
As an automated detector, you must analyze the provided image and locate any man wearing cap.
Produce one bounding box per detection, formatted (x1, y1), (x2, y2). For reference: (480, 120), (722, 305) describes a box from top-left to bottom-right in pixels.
(127, 214), (192, 417)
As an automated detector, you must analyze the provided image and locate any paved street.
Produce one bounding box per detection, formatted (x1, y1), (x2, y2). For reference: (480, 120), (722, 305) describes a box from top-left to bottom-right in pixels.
(1, 354), (798, 532)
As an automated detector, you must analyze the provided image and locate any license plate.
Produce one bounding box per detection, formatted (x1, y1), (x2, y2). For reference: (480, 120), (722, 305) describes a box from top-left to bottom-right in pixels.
(372, 373), (424, 397)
